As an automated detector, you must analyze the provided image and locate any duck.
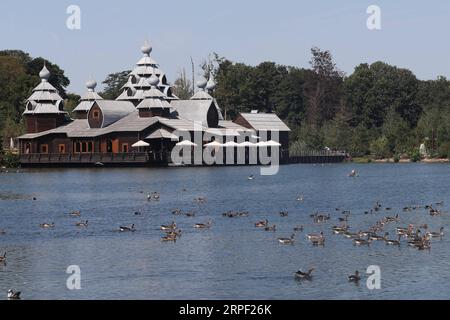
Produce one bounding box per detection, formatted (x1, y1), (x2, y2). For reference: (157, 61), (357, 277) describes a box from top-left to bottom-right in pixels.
(332, 225), (348, 234)
(69, 210), (81, 217)
(119, 224), (136, 232)
(7, 289), (21, 300)
(436, 201), (444, 206)
(255, 219), (268, 228)
(348, 270), (361, 282)
(264, 225), (276, 232)
(294, 268), (314, 280)
(75, 220), (88, 228)
(426, 227), (444, 238)
(153, 192), (160, 201)
(40, 222), (55, 229)
(385, 235), (401, 245)
(160, 222), (177, 231)
(278, 234), (295, 244)
(296, 195), (304, 202)
(0, 252), (6, 264)
(194, 219), (212, 229)
(293, 225), (304, 232)
(248, 175), (255, 180)
(134, 211), (142, 216)
(195, 197), (207, 204)
(185, 211), (196, 217)
(0, 229), (6, 235)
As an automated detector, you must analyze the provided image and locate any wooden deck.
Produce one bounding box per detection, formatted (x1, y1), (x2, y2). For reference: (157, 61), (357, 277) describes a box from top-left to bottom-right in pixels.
(288, 150), (348, 163)
(20, 152), (169, 167)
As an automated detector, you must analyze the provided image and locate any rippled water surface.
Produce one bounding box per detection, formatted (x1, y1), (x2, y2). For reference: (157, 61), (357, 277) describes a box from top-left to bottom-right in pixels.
(1, 163), (450, 299)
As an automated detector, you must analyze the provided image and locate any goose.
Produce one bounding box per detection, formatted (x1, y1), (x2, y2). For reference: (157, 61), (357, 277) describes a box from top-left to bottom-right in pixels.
(384, 214), (399, 222)
(307, 231), (324, 241)
(436, 201), (444, 206)
(161, 235), (177, 242)
(255, 219), (268, 228)
(343, 231), (360, 239)
(195, 197), (207, 204)
(134, 211), (142, 216)
(353, 238), (371, 246)
(165, 229), (182, 238)
(426, 227), (444, 238)
(119, 224), (136, 232)
(40, 222), (55, 229)
(385, 235), (401, 245)
(293, 225), (304, 232)
(160, 222), (177, 231)
(396, 224), (414, 235)
(69, 210), (81, 217)
(369, 232), (388, 241)
(153, 192), (160, 201)
(185, 211), (196, 217)
(279, 211), (288, 217)
(0, 252), (6, 264)
(294, 268), (314, 280)
(238, 211), (249, 217)
(7, 289), (21, 300)
(348, 270), (361, 282)
(332, 225), (348, 234)
(264, 225), (276, 232)
(194, 219), (212, 229)
(429, 208), (441, 216)
(311, 237), (325, 246)
(147, 193), (152, 201)
(75, 220), (88, 228)
(278, 234), (295, 244)
(248, 175), (255, 180)
(296, 195), (304, 202)
(172, 209), (182, 215)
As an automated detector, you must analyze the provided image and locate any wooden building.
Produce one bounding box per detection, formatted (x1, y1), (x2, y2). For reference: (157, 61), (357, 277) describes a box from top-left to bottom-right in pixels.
(18, 42), (290, 166)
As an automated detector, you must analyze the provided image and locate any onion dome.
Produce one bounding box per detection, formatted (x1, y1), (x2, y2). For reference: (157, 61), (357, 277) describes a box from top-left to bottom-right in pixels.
(141, 40), (152, 56)
(196, 78), (207, 91)
(149, 74), (160, 87)
(206, 75), (216, 91)
(39, 64), (51, 81)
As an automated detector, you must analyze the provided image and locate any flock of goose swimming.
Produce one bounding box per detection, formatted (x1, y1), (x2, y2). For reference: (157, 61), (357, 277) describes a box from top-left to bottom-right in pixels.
(0, 173), (448, 298)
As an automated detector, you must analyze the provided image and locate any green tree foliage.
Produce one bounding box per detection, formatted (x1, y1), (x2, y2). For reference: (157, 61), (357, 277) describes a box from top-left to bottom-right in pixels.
(100, 70), (131, 100)
(0, 50), (71, 146)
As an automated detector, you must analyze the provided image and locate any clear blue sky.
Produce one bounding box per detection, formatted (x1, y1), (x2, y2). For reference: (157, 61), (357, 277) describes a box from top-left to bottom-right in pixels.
(1, 0), (450, 94)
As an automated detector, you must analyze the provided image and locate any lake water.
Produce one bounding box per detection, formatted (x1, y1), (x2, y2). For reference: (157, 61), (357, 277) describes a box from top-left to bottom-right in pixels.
(1, 163), (450, 300)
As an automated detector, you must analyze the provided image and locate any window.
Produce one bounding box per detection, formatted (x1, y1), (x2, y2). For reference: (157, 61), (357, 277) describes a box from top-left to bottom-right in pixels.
(59, 144), (65, 154)
(40, 144), (48, 154)
(74, 142), (81, 153)
(88, 142), (93, 153)
(93, 111), (99, 119)
(122, 143), (129, 153)
(82, 142), (87, 153)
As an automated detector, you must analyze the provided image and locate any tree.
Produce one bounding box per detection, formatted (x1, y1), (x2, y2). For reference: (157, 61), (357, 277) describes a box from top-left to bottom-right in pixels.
(100, 70), (131, 100)
(173, 69), (193, 100)
(304, 47), (344, 127)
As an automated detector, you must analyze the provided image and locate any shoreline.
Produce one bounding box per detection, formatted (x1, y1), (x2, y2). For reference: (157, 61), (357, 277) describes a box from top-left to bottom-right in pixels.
(351, 157), (450, 164)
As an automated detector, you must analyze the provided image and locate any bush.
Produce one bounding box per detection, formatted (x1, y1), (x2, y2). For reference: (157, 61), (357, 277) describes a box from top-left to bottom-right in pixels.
(0, 151), (20, 168)
(393, 154), (400, 163)
(409, 149), (422, 162)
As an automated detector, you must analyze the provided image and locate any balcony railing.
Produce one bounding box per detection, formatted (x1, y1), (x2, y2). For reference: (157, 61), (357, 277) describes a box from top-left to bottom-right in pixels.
(19, 152), (169, 165)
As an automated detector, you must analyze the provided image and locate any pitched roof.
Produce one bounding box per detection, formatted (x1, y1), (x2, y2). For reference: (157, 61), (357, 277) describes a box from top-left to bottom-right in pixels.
(145, 128), (178, 140)
(237, 113), (291, 131)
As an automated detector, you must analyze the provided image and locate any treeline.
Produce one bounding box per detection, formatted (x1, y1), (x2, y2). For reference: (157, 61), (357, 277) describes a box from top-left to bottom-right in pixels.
(2, 48), (450, 159)
(210, 48), (450, 159)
